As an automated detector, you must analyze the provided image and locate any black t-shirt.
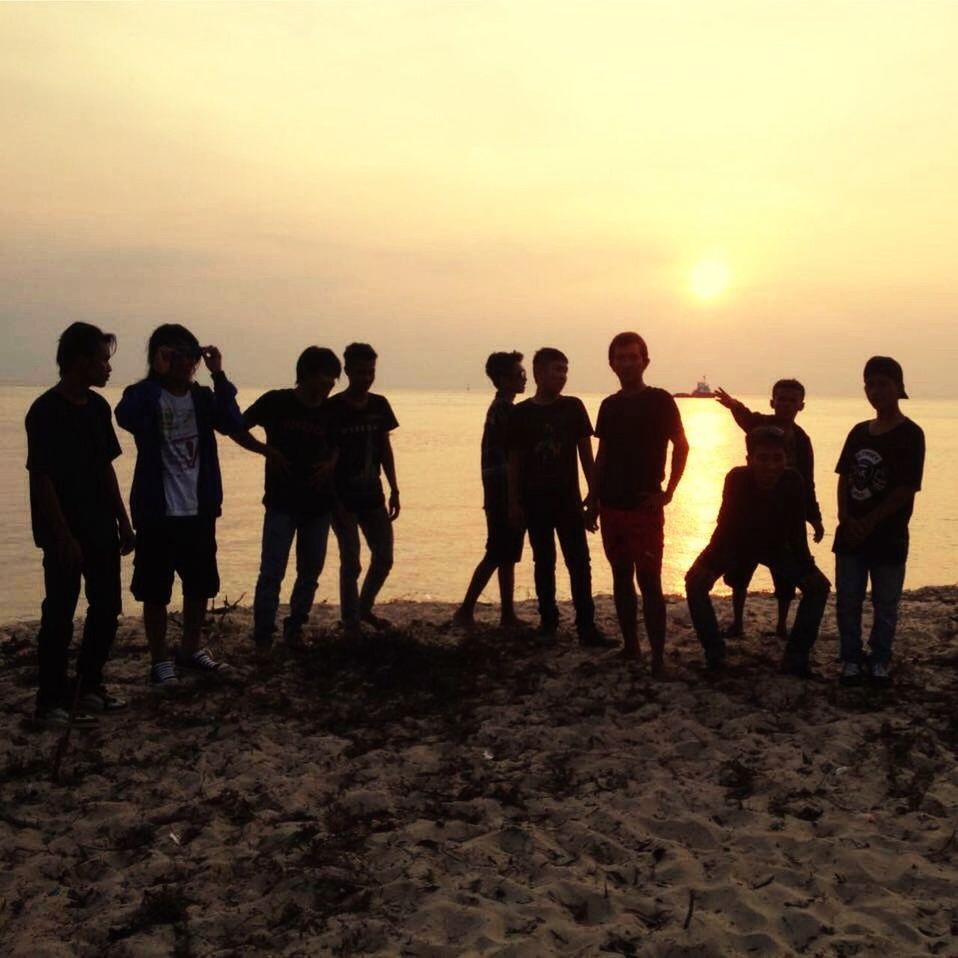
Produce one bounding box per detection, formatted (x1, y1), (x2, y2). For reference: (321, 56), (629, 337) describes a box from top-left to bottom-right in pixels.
(25, 387), (122, 547)
(594, 388), (684, 509)
(508, 396), (592, 509)
(706, 466), (810, 567)
(481, 395), (513, 509)
(243, 389), (337, 515)
(834, 418), (925, 562)
(327, 393), (399, 511)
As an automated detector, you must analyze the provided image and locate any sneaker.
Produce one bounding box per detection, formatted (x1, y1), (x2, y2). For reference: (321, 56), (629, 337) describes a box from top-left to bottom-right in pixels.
(78, 686), (128, 712)
(839, 661), (863, 687)
(870, 661), (893, 686)
(578, 626), (618, 649)
(149, 660), (179, 687)
(34, 706), (98, 729)
(175, 647), (232, 678)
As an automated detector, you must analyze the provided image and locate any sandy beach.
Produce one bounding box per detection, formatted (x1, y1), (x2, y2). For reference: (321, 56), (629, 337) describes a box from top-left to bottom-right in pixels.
(1, 589), (956, 956)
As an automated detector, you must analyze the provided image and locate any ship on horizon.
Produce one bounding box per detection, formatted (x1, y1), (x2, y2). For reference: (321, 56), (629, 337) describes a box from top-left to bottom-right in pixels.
(673, 376), (716, 399)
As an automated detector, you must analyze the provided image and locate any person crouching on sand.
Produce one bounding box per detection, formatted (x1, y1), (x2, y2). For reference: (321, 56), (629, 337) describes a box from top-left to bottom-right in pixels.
(685, 426), (830, 677)
(116, 324), (243, 687)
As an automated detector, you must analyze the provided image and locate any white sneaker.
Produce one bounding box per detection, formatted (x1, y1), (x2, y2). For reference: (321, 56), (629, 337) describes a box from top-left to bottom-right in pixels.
(871, 661), (892, 684)
(839, 661), (863, 687)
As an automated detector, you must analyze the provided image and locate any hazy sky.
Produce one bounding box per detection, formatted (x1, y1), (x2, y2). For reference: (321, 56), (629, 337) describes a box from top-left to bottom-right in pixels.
(2, 1), (956, 395)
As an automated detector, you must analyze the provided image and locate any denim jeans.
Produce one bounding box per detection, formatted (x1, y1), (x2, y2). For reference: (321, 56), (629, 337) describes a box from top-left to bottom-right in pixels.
(686, 551), (829, 665)
(253, 508), (331, 644)
(835, 553), (906, 666)
(526, 506), (595, 630)
(37, 534), (121, 709)
(330, 504), (394, 625)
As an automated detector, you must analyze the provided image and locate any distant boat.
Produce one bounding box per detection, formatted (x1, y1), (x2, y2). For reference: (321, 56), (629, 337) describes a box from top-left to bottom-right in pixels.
(673, 376), (716, 399)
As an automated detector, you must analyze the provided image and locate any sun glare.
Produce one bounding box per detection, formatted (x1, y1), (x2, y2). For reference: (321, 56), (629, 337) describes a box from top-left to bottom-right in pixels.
(690, 257), (730, 302)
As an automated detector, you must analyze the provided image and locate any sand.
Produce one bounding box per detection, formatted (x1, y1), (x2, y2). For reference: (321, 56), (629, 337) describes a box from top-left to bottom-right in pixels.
(1, 589), (956, 957)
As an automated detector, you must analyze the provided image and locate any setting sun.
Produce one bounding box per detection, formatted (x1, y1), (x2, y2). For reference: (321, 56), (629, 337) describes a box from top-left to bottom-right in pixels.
(690, 257), (730, 302)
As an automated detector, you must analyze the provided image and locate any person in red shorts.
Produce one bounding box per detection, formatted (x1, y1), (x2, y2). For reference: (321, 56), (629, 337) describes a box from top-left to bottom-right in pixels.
(586, 332), (689, 674)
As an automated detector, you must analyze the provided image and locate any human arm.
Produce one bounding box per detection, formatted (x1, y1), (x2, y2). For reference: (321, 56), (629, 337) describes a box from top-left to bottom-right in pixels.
(714, 388), (755, 432)
(30, 473), (83, 567)
(840, 485), (917, 550)
(642, 426), (689, 510)
(107, 464), (135, 555)
(584, 440), (605, 529)
(230, 428), (291, 474)
(381, 433), (400, 520)
(507, 448), (524, 528)
(577, 435), (597, 531)
(115, 379), (163, 435)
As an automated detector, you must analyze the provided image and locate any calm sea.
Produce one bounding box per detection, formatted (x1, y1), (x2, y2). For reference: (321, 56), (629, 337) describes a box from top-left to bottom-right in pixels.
(1, 385), (955, 623)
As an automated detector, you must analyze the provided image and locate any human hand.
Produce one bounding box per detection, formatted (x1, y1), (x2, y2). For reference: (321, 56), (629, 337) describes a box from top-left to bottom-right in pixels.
(118, 519), (136, 556)
(308, 458), (334, 487)
(388, 490), (401, 521)
(201, 346), (223, 375)
(641, 490), (673, 510)
(840, 517), (873, 549)
(714, 387), (738, 410)
(812, 521), (825, 544)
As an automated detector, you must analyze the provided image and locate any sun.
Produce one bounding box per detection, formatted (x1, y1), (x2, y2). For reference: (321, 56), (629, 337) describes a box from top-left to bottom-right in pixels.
(690, 257), (730, 302)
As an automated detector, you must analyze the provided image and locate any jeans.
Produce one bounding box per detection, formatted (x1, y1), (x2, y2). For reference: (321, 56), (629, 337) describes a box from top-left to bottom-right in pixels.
(253, 508), (331, 644)
(686, 551), (829, 665)
(835, 553), (906, 666)
(526, 507), (595, 630)
(331, 504), (394, 625)
(36, 534), (121, 710)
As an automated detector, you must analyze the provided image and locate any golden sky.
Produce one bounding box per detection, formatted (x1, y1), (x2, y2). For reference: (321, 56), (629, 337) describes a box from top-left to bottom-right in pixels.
(2, 1), (956, 394)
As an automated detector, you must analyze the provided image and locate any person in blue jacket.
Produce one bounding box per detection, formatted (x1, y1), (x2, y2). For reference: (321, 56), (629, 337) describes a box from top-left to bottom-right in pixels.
(116, 324), (243, 686)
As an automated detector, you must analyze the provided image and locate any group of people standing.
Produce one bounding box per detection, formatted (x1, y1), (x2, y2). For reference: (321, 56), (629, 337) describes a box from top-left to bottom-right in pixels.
(454, 332), (924, 686)
(24, 323), (923, 729)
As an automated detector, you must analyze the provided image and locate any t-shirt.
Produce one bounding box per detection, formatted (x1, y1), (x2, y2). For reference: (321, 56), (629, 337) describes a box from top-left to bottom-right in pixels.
(327, 393), (399, 511)
(706, 466), (810, 567)
(158, 389), (200, 516)
(243, 389), (337, 515)
(25, 387), (121, 547)
(729, 405), (822, 525)
(834, 418), (925, 562)
(594, 388), (684, 509)
(508, 396), (592, 510)
(480, 395), (514, 510)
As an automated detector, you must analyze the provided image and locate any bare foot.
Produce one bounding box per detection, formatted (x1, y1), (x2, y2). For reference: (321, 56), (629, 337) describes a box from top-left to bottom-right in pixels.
(361, 612), (392, 631)
(499, 614), (529, 631)
(452, 608), (477, 630)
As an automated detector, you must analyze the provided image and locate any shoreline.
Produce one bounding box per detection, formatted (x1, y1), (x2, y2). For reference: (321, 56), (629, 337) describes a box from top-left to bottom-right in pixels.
(2, 590), (956, 954)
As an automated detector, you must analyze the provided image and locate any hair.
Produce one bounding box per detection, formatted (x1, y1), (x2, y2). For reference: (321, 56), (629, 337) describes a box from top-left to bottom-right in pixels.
(296, 346), (341, 383)
(56, 322), (116, 374)
(607, 331), (648, 364)
(343, 342), (378, 370)
(532, 347), (568, 370)
(771, 378), (805, 400)
(746, 425), (787, 454)
(485, 351), (523, 387)
(146, 323), (200, 378)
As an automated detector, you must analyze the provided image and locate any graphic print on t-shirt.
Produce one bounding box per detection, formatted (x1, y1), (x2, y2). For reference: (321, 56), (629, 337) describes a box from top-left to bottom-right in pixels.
(159, 390), (200, 515)
(849, 447), (888, 502)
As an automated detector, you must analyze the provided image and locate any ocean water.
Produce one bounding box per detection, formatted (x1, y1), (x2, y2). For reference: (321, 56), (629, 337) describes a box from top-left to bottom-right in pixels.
(1, 385), (955, 623)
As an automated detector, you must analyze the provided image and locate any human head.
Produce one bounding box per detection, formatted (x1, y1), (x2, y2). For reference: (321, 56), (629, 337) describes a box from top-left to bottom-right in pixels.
(769, 378), (806, 423)
(746, 425), (788, 489)
(56, 322), (116, 388)
(863, 356), (908, 404)
(485, 351), (526, 394)
(296, 346), (341, 399)
(532, 347), (569, 397)
(147, 323), (201, 384)
(607, 331), (649, 387)
(343, 342), (378, 393)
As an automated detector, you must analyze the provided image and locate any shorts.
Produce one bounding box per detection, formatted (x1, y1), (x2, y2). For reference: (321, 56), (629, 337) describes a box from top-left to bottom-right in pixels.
(599, 505), (664, 574)
(131, 516), (220, 605)
(484, 505), (524, 565)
